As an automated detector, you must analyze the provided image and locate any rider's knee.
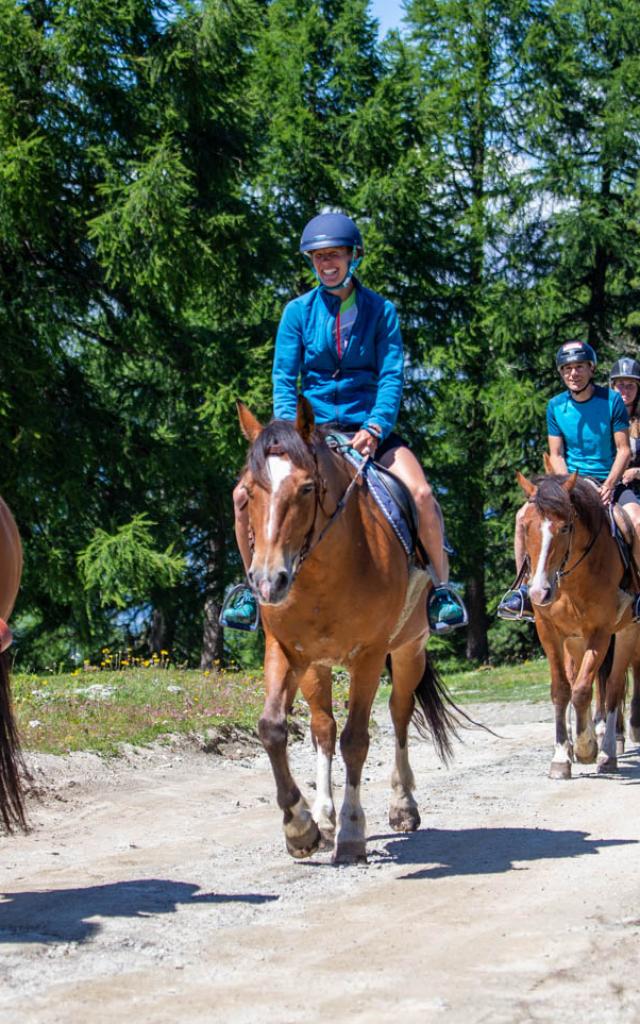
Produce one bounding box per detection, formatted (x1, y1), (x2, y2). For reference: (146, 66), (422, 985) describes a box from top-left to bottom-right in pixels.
(413, 480), (434, 514)
(233, 481), (249, 518)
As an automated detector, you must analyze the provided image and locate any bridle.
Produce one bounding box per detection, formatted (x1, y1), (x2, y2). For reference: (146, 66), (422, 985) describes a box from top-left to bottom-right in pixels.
(528, 499), (598, 586)
(249, 443), (368, 585)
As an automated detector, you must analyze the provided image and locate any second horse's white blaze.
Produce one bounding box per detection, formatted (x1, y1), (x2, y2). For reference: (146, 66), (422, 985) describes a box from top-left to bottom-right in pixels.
(266, 455), (291, 541)
(530, 518), (553, 604)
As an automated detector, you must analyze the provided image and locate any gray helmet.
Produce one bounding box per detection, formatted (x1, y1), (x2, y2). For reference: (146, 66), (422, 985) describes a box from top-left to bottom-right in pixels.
(556, 341), (597, 369)
(610, 356), (640, 382)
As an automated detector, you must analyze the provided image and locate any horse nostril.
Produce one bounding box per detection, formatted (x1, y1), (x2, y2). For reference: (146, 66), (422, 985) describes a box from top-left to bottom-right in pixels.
(276, 570), (289, 590)
(247, 569), (255, 586)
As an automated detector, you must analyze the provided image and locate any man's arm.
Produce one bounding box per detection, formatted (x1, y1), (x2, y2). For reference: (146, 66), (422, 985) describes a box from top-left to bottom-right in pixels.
(600, 429), (631, 504)
(547, 434), (568, 475)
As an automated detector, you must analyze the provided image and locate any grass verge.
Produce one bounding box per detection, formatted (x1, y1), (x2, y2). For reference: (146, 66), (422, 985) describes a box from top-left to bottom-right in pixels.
(10, 659), (549, 757)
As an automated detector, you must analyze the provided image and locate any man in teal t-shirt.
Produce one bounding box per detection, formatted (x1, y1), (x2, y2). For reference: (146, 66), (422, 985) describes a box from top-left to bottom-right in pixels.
(499, 340), (640, 621)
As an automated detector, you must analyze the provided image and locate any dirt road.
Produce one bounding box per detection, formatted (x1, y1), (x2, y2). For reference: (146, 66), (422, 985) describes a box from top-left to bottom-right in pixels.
(1, 699), (640, 1024)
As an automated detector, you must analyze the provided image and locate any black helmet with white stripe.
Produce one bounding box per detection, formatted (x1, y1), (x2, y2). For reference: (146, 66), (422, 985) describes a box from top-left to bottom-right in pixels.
(610, 356), (640, 382)
(556, 341), (597, 369)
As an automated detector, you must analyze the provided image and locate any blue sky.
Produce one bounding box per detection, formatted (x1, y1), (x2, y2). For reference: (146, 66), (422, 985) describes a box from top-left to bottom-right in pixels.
(370, 0), (406, 35)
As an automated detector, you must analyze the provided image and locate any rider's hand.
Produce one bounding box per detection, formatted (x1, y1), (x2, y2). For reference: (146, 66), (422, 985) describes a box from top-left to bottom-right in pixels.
(599, 480), (615, 505)
(351, 429), (378, 457)
(622, 467), (640, 485)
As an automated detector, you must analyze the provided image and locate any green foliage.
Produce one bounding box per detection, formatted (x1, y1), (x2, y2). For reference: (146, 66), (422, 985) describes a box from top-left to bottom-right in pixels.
(5, 0), (640, 669)
(78, 514), (185, 610)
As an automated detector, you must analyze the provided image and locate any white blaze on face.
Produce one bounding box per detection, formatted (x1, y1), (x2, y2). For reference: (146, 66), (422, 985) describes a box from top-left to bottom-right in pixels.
(529, 518), (553, 603)
(266, 455), (291, 540)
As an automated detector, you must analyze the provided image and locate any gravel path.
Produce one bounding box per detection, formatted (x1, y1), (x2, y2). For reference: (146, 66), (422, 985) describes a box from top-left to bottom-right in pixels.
(1, 699), (640, 1023)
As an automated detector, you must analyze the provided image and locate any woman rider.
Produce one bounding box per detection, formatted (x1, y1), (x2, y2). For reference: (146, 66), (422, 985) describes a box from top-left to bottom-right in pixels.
(610, 356), (640, 491)
(221, 212), (467, 633)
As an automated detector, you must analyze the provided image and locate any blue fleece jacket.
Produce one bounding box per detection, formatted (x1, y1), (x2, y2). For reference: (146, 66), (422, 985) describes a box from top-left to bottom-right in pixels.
(272, 280), (404, 441)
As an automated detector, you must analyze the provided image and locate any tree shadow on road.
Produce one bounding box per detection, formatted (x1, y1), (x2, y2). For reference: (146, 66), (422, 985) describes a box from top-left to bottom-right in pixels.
(0, 879), (278, 944)
(367, 826), (637, 881)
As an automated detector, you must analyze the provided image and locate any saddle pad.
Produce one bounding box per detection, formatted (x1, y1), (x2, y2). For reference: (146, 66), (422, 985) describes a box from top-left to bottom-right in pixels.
(328, 437), (415, 558)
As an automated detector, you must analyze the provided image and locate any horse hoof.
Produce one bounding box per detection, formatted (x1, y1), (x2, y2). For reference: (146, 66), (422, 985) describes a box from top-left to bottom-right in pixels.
(389, 806), (421, 832)
(575, 746), (598, 764)
(285, 821), (321, 859)
(333, 841), (367, 865)
(596, 754), (618, 774)
(549, 761), (572, 780)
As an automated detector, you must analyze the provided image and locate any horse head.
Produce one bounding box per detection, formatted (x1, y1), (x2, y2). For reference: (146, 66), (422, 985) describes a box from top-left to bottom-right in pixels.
(517, 470), (579, 607)
(237, 397), (324, 606)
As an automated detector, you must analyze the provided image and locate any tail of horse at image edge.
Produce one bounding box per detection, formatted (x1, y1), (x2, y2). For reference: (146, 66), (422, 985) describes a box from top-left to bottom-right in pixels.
(0, 650), (26, 832)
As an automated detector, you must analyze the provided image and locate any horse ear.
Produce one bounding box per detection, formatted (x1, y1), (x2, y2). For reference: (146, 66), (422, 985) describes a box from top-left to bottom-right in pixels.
(517, 471), (537, 498)
(562, 471), (578, 493)
(296, 395), (315, 443)
(543, 452), (554, 474)
(237, 401), (263, 442)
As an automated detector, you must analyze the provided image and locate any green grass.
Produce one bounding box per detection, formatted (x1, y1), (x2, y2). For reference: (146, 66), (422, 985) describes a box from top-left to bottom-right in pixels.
(10, 659), (550, 756)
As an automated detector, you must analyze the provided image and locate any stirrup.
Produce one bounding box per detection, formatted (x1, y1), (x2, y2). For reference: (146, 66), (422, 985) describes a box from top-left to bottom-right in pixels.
(219, 584), (261, 632)
(427, 585), (469, 634)
(497, 585), (534, 622)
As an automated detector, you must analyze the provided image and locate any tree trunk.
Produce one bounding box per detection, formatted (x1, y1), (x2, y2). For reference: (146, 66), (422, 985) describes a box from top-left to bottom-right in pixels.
(200, 530), (226, 670)
(465, 569), (489, 662)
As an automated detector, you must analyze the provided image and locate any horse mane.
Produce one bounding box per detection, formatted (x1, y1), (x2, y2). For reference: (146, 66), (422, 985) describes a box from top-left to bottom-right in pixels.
(248, 419), (325, 488)
(531, 474), (607, 536)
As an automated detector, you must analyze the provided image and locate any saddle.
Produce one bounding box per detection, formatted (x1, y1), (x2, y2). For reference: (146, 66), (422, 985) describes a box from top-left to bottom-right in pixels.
(326, 434), (451, 564)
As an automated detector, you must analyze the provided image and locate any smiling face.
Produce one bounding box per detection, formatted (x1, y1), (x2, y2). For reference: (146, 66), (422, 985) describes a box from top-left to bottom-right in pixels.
(559, 359), (594, 395)
(309, 246), (352, 292)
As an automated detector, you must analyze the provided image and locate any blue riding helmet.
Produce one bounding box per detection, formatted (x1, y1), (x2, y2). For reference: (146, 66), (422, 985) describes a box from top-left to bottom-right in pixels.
(299, 212), (364, 254)
(299, 212), (364, 291)
(556, 341), (598, 369)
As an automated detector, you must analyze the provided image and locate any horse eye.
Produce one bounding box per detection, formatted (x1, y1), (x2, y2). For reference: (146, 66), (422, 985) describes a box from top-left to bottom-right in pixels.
(300, 483), (315, 495)
(559, 524), (570, 534)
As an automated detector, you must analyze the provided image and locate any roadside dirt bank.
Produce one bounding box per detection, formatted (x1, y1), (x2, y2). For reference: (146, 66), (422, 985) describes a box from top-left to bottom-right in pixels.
(1, 700), (639, 1024)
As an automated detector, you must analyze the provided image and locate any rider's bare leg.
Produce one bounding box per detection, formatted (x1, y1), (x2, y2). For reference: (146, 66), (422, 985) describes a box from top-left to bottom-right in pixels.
(377, 446), (447, 583)
(233, 481), (251, 572)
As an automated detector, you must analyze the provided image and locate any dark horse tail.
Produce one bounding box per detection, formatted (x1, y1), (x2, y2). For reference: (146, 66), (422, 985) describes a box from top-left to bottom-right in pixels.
(411, 654), (462, 764)
(0, 650), (27, 832)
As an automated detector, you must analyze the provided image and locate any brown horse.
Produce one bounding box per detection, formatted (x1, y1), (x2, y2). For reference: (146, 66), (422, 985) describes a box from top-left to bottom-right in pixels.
(237, 398), (459, 863)
(0, 493), (26, 831)
(517, 469), (638, 777)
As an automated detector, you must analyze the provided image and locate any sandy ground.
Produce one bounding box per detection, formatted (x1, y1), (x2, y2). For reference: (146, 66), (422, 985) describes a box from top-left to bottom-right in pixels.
(2, 699), (640, 1024)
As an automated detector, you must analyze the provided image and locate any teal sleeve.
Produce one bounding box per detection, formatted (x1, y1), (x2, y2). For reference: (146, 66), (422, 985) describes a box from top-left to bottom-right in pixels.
(611, 390), (630, 431)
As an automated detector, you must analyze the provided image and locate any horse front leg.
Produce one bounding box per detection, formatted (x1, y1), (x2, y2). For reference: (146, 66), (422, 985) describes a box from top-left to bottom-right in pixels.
(571, 631), (611, 764)
(259, 638), (320, 859)
(335, 650), (386, 865)
(298, 664), (337, 843)
(387, 640), (424, 832)
(597, 628), (635, 772)
(536, 620), (573, 778)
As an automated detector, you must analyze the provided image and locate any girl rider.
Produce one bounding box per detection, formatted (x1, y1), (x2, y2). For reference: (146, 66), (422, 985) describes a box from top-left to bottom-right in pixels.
(498, 341), (640, 621)
(221, 212), (467, 633)
(610, 356), (640, 492)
